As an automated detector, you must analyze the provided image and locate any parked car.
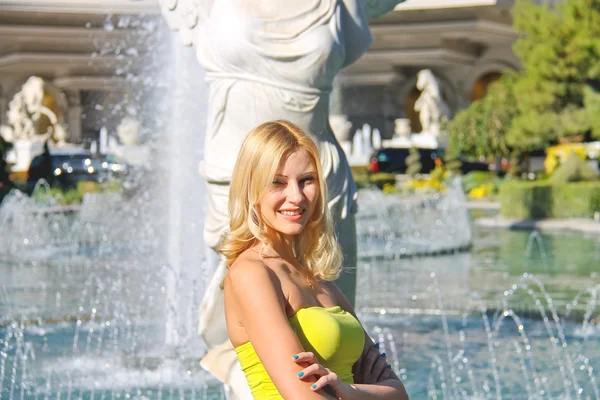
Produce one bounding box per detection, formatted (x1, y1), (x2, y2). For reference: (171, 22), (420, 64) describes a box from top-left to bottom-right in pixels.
(368, 147), (490, 175)
(27, 151), (129, 188)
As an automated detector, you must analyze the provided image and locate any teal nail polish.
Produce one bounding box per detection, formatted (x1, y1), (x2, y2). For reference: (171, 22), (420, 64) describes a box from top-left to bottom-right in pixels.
(373, 343), (380, 349)
(293, 355), (299, 360)
(311, 384), (317, 389)
(386, 364), (391, 369)
(297, 372), (304, 377)
(381, 352), (386, 358)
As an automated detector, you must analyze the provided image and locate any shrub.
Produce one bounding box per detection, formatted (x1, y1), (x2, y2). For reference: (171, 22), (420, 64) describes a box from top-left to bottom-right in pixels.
(103, 180), (123, 192)
(77, 181), (100, 197)
(544, 143), (588, 173)
(351, 168), (397, 190)
(499, 180), (600, 219)
(63, 189), (83, 205)
(549, 153), (599, 183)
(405, 147), (422, 178)
(352, 167), (370, 189)
(462, 171), (507, 199)
(462, 171), (495, 193)
(369, 172), (397, 190)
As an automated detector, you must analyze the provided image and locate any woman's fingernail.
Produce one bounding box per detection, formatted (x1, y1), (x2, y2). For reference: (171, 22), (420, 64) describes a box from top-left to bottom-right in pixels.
(373, 343), (380, 349)
(297, 372), (304, 377)
(311, 384), (317, 389)
(381, 352), (386, 358)
(293, 355), (299, 360)
(386, 364), (391, 368)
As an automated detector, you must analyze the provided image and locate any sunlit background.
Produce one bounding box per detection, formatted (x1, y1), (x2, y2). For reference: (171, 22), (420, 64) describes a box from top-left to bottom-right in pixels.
(0, 0), (599, 399)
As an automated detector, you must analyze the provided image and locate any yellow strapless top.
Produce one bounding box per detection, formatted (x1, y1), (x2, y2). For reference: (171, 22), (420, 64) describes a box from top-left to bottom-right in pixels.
(234, 306), (365, 399)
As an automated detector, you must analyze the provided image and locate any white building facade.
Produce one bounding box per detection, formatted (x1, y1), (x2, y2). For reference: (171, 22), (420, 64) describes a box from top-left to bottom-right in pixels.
(0, 0), (158, 151)
(336, 0), (520, 140)
(1, 0), (522, 151)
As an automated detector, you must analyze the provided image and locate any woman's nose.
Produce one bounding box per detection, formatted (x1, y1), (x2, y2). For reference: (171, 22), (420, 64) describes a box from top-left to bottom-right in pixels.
(286, 181), (303, 203)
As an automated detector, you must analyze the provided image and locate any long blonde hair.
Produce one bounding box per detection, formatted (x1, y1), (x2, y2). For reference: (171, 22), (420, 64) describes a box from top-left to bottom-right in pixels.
(218, 120), (342, 281)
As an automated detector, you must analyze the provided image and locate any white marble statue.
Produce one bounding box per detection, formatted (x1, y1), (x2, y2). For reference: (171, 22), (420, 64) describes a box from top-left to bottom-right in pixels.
(113, 117), (151, 166)
(160, 1), (404, 399)
(1, 76), (68, 171)
(414, 69), (450, 137)
(116, 117), (141, 146)
(1, 76), (67, 144)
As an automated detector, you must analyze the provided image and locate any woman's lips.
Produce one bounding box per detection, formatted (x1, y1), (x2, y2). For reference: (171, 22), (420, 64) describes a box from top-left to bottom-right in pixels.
(278, 209), (304, 221)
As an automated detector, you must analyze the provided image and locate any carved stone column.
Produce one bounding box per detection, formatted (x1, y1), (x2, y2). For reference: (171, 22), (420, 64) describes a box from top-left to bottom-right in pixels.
(65, 90), (83, 143)
(0, 87), (7, 127)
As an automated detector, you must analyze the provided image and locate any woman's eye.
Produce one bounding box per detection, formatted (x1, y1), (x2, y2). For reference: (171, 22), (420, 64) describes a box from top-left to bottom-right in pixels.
(272, 180), (284, 185)
(300, 177), (314, 184)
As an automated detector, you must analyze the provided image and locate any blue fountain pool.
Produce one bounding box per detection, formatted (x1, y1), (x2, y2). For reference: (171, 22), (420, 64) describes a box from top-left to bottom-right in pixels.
(2, 214), (599, 399)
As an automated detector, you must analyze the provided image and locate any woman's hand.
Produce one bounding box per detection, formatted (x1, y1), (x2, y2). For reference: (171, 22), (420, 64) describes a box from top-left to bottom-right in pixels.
(354, 342), (394, 384)
(293, 352), (356, 399)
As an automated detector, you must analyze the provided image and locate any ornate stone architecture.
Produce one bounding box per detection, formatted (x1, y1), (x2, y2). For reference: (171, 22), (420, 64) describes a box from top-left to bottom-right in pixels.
(1, 0), (525, 163)
(337, 0), (520, 139)
(0, 0), (157, 158)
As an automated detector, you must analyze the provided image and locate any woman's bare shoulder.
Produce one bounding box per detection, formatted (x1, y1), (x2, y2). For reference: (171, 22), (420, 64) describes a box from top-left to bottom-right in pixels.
(225, 251), (285, 302)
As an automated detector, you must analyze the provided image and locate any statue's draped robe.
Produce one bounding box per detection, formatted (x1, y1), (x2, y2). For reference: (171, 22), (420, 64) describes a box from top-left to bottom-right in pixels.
(197, 0), (374, 250)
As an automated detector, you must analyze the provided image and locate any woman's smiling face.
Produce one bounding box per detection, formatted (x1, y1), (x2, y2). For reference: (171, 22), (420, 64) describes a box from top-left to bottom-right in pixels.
(258, 149), (319, 239)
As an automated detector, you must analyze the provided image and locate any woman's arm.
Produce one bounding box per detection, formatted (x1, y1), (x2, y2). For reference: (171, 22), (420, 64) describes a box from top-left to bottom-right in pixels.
(225, 260), (336, 400)
(326, 282), (410, 399)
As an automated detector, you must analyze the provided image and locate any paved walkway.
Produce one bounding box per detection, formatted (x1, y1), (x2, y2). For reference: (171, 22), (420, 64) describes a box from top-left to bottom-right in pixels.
(464, 200), (501, 210)
(475, 216), (600, 234)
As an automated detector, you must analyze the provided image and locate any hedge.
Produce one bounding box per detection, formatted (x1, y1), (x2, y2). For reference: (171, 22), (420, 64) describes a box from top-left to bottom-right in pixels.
(351, 168), (397, 190)
(499, 180), (600, 219)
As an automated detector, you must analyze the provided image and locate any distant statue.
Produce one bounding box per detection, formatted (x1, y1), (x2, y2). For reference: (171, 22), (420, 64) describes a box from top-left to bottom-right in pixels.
(414, 69), (450, 136)
(116, 117), (141, 146)
(394, 118), (411, 138)
(0, 77), (69, 172)
(160, 1), (404, 399)
(0, 76), (67, 144)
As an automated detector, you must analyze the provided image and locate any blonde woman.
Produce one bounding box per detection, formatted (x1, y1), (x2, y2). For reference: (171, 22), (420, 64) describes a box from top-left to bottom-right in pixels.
(220, 120), (409, 400)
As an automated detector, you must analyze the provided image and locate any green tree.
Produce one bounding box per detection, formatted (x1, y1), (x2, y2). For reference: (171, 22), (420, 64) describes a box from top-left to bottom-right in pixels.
(509, 0), (600, 144)
(448, 0), (600, 170)
(447, 74), (516, 160)
(584, 85), (600, 138)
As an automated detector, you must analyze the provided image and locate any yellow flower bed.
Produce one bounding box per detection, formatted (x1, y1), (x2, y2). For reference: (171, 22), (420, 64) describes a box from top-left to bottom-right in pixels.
(544, 143), (588, 173)
(403, 178), (447, 192)
(403, 166), (450, 193)
(468, 183), (494, 199)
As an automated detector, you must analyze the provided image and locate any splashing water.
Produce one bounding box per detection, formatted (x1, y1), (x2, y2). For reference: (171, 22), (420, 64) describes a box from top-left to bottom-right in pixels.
(1, 13), (599, 400)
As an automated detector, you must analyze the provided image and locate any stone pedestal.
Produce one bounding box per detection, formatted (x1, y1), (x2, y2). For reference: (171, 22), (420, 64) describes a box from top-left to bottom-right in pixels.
(0, 95), (7, 127)
(65, 91), (82, 143)
(10, 140), (44, 172)
(112, 145), (151, 167)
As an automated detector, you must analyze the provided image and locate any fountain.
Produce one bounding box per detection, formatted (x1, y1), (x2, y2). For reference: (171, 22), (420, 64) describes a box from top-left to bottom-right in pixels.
(1, 9), (599, 400)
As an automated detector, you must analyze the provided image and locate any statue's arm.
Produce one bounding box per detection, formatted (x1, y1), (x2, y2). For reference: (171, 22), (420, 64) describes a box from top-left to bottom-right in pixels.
(362, 0), (405, 19)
